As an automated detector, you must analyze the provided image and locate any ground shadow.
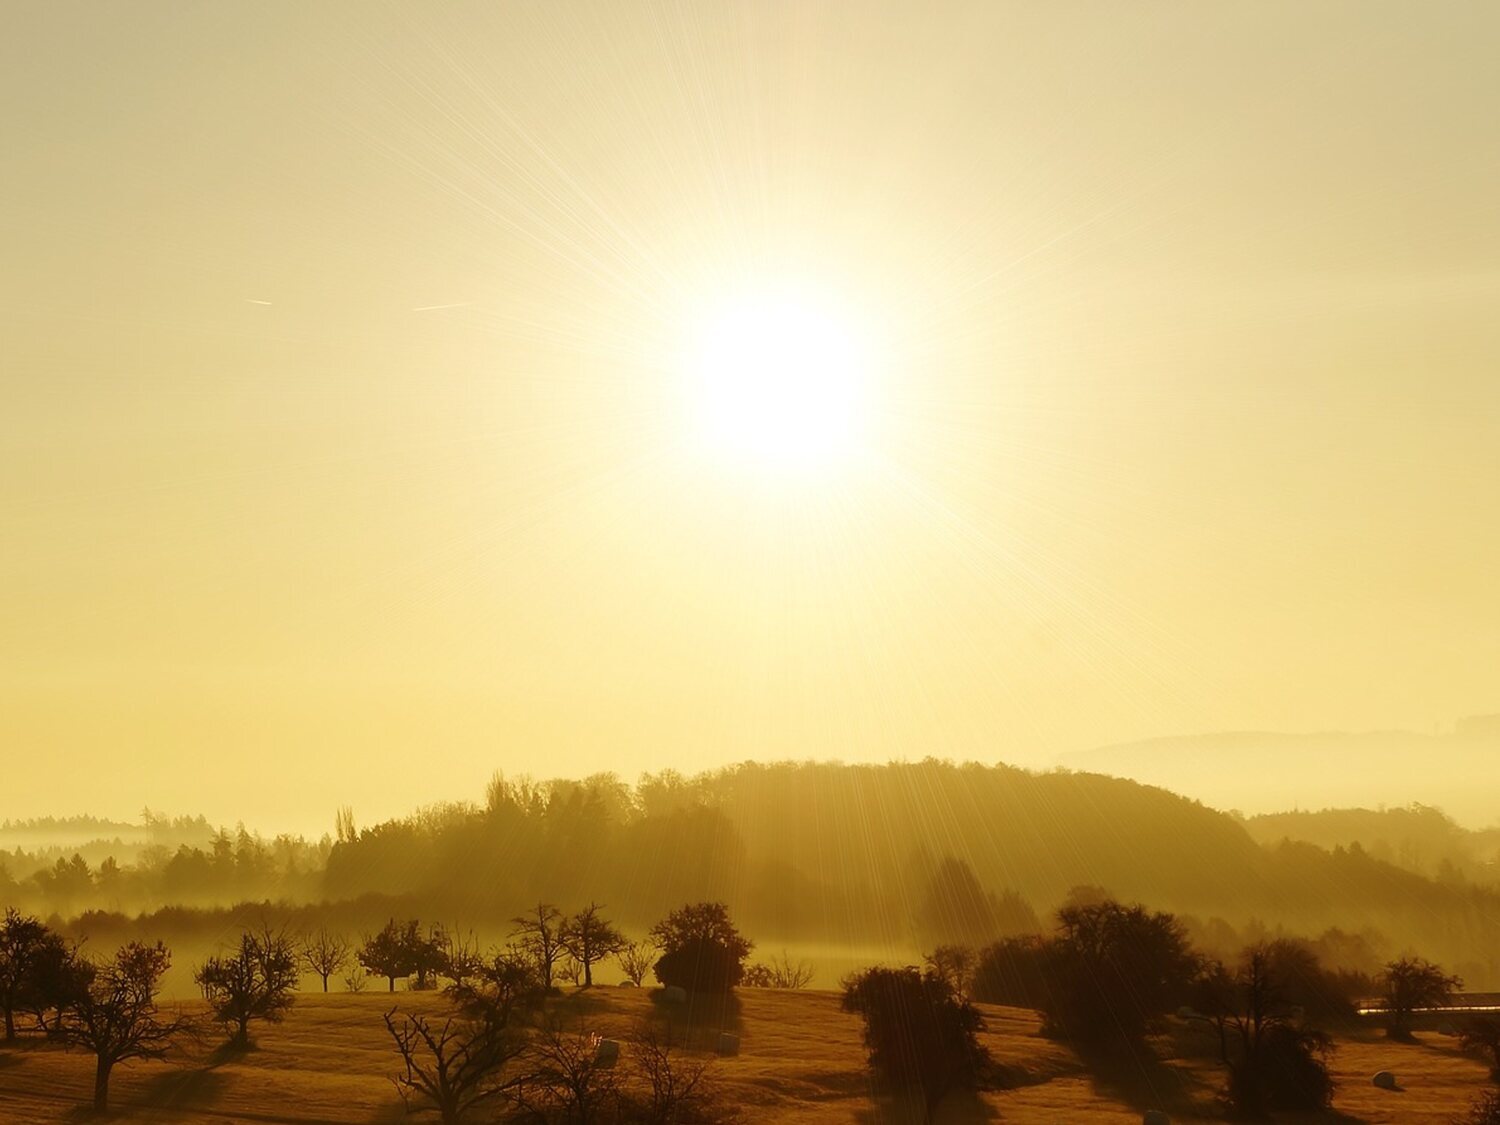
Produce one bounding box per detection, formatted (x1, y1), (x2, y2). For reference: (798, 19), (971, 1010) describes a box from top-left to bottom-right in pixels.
(853, 1084), (999, 1124)
(549, 986), (614, 1021)
(136, 1063), (231, 1110)
(206, 1037), (258, 1064)
(647, 987), (745, 1048)
(364, 1101), (410, 1125)
(1071, 1039), (1219, 1121)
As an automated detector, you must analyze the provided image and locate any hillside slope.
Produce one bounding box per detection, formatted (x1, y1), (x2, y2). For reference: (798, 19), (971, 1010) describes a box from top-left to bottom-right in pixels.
(0, 988), (1489, 1124)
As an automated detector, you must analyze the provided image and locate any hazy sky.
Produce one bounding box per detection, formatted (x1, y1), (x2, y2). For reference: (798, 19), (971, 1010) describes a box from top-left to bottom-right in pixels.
(4, 2), (1499, 833)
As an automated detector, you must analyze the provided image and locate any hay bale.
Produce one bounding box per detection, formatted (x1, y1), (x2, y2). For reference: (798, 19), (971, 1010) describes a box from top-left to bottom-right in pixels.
(1174, 1005), (1199, 1020)
(618, 980), (638, 988)
(661, 985), (688, 1004)
(716, 1032), (740, 1056)
(1439, 1020), (1458, 1036)
(1372, 1070), (1397, 1090)
(594, 1039), (620, 1066)
(1143, 1112), (1170, 1125)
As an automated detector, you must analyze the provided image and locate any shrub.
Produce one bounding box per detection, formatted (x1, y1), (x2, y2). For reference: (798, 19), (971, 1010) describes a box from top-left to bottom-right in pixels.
(654, 939), (744, 994)
(1456, 1090), (1500, 1125)
(841, 966), (988, 1113)
(742, 951), (814, 990)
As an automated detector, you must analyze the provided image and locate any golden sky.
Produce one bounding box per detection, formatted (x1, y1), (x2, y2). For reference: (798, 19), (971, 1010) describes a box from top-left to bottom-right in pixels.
(4, 2), (1499, 832)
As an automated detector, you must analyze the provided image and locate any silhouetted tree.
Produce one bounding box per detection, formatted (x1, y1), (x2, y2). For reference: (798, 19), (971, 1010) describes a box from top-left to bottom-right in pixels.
(0, 908), (48, 1040)
(59, 941), (193, 1112)
(195, 924), (299, 1044)
(298, 927), (351, 992)
(447, 948), (545, 1030)
(19, 931), (92, 1037)
(383, 1007), (529, 1125)
(410, 924), (448, 991)
(1380, 956), (1460, 1039)
(1255, 937), (1368, 1024)
(1193, 945), (1335, 1114)
(511, 903), (566, 990)
(842, 965), (988, 1116)
(560, 903), (626, 988)
(360, 919), (419, 992)
(650, 902), (752, 994)
(1040, 899), (1198, 1045)
(918, 857), (999, 946)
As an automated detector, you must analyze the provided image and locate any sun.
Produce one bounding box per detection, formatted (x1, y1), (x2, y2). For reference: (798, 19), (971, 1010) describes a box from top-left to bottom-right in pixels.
(682, 284), (871, 472)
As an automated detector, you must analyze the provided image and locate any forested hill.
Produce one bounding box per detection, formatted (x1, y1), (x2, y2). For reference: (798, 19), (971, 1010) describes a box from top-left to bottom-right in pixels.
(6, 760), (1498, 985)
(319, 761), (1500, 982)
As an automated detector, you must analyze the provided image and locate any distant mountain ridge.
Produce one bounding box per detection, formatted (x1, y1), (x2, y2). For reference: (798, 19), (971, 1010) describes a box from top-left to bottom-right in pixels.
(1060, 723), (1500, 827)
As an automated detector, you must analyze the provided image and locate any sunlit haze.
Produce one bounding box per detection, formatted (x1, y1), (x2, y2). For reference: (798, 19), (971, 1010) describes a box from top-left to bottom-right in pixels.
(683, 283), (872, 473)
(4, 2), (1499, 836)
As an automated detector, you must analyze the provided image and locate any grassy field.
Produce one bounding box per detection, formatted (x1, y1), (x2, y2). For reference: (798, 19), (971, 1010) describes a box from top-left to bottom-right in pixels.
(0, 987), (1491, 1124)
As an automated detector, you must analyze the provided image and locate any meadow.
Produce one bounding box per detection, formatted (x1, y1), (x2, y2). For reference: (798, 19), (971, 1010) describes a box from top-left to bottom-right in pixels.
(0, 987), (1490, 1124)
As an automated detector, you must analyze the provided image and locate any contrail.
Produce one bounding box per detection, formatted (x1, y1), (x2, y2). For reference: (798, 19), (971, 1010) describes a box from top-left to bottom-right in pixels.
(245, 299), (272, 306)
(412, 301), (473, 312)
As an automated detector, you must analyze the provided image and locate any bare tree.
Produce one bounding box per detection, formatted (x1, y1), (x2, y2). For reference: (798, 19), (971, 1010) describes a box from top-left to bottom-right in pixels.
(299, 927), (351, 993)
(744, 950), (816, 990)
(922, 945), (975, 999)
(59, 941), (195, 1112)
(617, 940), (657, 987)
(195, 924), (299, 1044)
(440, 927), (485, 989)
(628, 1021), (720, 1123)
(383, 1008), (528, 1125)
(516, 1019), (620, 1124)
(560, 903), (627, 988)
(511, 903), (565, 990)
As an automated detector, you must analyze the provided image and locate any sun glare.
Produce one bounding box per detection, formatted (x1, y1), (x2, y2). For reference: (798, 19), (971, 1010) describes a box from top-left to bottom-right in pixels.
(684, 285), (871, 472)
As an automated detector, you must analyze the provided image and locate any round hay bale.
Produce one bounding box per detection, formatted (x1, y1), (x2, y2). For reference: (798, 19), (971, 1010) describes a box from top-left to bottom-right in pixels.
(1372, 1070), (1397, 1090)
(661, 985), (688, 1004)
(618, 980), (638, 988)
(594, 1038), (620, 1067)
(716, 1032), (740, 1056)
